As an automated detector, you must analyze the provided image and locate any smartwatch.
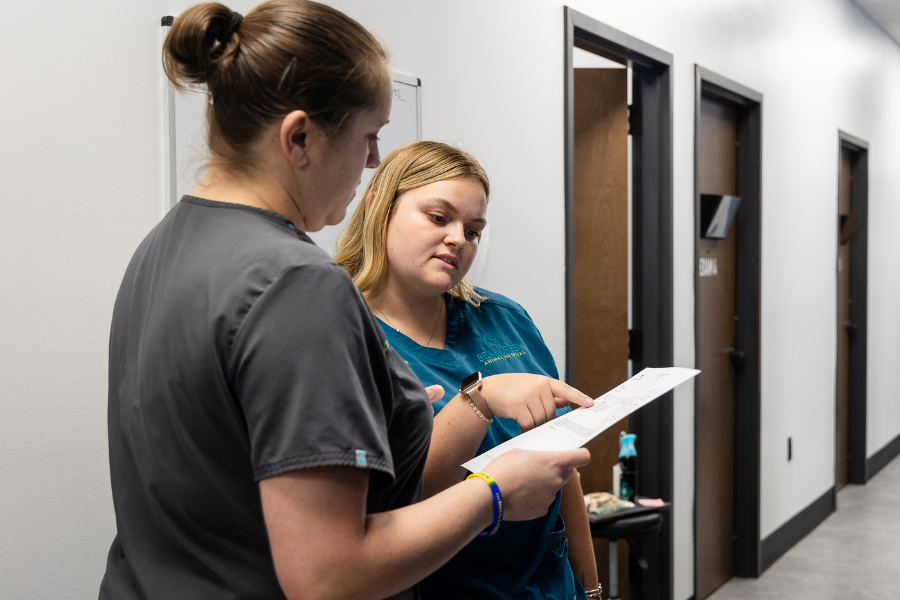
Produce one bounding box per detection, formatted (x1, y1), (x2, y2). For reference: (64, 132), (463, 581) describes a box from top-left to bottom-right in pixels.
(460, 371), (484, 402)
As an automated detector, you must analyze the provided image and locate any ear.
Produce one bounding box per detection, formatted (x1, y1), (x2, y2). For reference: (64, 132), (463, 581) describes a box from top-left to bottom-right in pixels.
(280, 110), (314, 169)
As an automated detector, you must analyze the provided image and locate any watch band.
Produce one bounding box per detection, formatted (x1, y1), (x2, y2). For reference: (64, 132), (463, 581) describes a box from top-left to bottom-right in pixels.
(461, 372), (492, 424)
(464, 386), (493, 424)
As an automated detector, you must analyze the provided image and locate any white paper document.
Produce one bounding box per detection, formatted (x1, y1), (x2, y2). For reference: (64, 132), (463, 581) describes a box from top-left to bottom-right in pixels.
(462, 367), (700, 473)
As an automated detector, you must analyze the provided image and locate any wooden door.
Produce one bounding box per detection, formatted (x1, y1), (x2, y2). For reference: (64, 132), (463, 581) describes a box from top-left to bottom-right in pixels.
(835, 148), (853, 490)
(573, 67), (629, 599)
(697, 96), (738, 600)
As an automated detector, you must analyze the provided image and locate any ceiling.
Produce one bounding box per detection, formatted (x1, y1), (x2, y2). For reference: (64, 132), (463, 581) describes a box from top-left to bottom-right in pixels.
(854, 0), (900, 45)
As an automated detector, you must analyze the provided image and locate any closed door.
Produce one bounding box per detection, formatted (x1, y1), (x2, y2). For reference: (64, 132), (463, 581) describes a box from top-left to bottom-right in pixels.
(697, 96), (738, 600)
(573, 67), (629, 598)
(835, 148), (853, 489)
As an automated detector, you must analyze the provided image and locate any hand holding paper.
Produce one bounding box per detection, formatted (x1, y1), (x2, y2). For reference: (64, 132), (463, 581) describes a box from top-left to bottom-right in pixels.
(462, 367), (699, 473)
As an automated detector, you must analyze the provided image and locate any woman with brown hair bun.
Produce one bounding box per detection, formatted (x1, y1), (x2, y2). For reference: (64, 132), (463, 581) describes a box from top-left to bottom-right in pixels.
(100, 3), (591, 600)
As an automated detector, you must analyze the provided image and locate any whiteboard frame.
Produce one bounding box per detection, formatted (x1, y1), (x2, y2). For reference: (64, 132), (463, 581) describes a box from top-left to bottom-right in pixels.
(161, 17), (177, 212)
(391, 71), (423, 144)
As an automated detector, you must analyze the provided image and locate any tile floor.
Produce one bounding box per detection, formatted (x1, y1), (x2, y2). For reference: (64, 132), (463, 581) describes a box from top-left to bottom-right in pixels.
(707, 454), (900, 600)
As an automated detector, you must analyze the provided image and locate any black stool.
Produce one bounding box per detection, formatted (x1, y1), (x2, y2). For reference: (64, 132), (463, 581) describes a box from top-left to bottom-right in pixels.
(589, 512), (663, 600)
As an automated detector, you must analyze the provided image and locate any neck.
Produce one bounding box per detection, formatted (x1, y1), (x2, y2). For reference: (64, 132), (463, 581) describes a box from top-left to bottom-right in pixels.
(190, 165), (311, 231)
(365, 282), (447, 349)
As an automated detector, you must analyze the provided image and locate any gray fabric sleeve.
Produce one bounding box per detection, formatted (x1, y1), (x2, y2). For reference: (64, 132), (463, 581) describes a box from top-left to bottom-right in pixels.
(229, 263), (395, 483)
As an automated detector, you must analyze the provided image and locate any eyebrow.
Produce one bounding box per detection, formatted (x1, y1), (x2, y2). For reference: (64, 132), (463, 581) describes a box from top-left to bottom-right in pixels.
(427, 197), (488, 224)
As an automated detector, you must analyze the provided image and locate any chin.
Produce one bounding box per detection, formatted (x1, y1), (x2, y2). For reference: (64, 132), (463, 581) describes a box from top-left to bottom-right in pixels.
(325, 208), (349, 227)
(434, 278), (462, 295)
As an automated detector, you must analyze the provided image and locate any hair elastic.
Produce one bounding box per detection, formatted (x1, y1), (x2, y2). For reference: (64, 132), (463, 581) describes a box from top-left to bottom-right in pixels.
(225, 12), (243, 39)
(466, 472), (503, 536)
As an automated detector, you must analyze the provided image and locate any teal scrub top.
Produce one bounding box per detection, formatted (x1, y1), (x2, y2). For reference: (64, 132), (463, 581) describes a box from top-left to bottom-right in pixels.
(377, 289), (586, 600)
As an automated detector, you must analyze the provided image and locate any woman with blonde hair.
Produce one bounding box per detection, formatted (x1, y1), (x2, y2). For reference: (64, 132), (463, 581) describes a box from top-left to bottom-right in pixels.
(336, 141), (601, 600)
(100, 4), (592, 600)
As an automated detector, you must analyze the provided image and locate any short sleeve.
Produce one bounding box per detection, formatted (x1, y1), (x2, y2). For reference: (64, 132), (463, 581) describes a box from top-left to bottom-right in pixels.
(229, 263), (395, 483)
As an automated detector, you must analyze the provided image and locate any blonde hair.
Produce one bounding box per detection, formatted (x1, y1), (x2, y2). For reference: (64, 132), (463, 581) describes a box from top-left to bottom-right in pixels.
(334, 141), (490, 306)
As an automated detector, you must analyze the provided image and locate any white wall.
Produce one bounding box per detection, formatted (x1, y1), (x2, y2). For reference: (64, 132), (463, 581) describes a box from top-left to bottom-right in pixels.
(2, 1), (899, 599)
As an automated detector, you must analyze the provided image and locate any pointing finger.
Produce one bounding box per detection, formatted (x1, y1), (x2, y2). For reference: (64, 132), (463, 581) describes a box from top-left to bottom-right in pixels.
(547, 379), (593, 408)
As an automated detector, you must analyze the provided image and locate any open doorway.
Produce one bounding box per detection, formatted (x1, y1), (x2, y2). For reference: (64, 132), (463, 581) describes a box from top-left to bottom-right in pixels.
(565, 8), (673, 599)
(693, 67), (762, 598)
(835, 131), (869, 487)
(571, 45), (630, 600)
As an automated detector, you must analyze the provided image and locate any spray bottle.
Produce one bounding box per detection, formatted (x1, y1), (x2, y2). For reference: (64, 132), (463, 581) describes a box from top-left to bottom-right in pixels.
(618, 432), (638, 501)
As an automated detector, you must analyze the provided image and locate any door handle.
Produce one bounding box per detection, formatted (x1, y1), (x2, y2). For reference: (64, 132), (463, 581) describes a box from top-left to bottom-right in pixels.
(728, 347), (746, 368)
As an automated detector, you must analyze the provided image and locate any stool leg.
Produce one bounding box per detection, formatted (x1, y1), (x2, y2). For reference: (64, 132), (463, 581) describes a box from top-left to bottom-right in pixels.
(608, 539), (619, 600)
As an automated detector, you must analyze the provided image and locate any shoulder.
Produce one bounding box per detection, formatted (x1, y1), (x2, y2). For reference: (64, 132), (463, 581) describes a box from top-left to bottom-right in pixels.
(162, 197), (338, 274)
(229, 253), (370, 357)
(464, 288), (534, 323)
(229, 260), (380, 375)
(254, 260), (364, 315)
(223, 235), (351, 323)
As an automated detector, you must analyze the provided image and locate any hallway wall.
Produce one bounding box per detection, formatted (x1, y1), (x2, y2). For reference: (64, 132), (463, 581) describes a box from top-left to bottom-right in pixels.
(1, 1), (899, 599)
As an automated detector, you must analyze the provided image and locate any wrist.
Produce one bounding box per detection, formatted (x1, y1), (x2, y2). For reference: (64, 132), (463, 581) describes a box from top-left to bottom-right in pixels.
(466, 473), (503, 536)
(460, 371), (494, 421)
(464, 386), (494, 420)
(464, 475), (496, 532)
(584, 585), (603, 599)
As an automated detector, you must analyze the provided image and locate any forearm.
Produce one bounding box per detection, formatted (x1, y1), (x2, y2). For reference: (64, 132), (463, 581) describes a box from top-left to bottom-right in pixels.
(264, 451), (591, 600)
(559, 471), (598, 589)
(273, 475), (493, 600)
(355, 477), (494, 597)
(423, 393), (490, 497)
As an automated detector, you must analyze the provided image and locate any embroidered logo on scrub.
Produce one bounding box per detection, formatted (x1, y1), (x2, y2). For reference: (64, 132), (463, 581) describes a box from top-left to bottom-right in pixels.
(355, 449), (368, 467)
(476, 332), (527, 366)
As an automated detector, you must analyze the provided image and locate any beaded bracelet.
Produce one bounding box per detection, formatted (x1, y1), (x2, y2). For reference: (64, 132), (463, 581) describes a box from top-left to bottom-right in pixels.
(463, 391), (493, 424)
(466, 472), (503, 536)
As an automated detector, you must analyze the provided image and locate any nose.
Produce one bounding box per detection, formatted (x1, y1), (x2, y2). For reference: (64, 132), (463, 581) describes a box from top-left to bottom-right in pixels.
(444, 222), (466, 247)
(366, 140), (381, 169)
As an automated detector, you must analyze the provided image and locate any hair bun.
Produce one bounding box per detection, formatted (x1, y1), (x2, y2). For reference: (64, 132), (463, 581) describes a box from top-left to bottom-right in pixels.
(161, 0), (390, 174)
(163, 2), (238, 88)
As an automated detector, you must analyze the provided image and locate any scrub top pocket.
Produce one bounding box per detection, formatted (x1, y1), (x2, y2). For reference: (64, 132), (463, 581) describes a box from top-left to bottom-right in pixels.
(534, 514), (586, 600)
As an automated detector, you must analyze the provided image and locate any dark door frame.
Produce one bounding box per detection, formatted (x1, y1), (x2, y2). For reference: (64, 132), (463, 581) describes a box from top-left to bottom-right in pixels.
(565, 8), (673, 599)
(837, 130), (869, 484)
(693, 66), (763, 585)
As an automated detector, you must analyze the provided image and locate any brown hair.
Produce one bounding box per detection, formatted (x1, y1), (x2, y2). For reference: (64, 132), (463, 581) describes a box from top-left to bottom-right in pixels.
(163, 1), (390, 172)
(334, 141), (490, 306)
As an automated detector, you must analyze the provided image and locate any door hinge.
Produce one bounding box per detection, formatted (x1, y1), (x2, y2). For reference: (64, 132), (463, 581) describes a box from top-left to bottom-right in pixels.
(627, 102), (640, 136)
(728, 347), (747, 368)
(628, 329), (643, 361)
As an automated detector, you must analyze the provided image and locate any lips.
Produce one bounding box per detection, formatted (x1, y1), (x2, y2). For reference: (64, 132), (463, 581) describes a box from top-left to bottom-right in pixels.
(433, 254), (458, 269)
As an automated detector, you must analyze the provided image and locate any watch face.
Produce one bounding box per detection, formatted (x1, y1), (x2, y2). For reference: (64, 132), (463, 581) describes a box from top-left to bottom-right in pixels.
(461, 371), (482, 391)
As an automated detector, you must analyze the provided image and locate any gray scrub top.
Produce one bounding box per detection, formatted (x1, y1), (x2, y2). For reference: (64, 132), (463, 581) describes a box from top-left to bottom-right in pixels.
(100, 196), (432, 600)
